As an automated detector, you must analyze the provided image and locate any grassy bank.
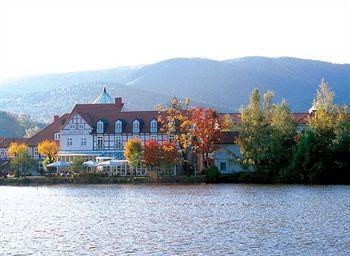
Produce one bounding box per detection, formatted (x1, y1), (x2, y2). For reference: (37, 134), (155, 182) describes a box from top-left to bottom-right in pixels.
(0, 174), (205, 186)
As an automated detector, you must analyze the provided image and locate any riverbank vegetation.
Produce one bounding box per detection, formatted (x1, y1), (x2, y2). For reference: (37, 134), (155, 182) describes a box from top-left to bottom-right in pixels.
(234, 80), (350, 184)
(2, 80), (349, 185)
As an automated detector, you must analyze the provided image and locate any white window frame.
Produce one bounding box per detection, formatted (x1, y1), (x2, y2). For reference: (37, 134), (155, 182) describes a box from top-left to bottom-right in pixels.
(150, 119), (157, 133)
(67, 138), (72, 146)
(81, 138), (87, 146)
(97, 135), (104, 149)
(54, 133), (60, 140)
(115, 120), (122, 133)
(97, 120), (104, 133)
(169, 134), (175, 142)
(132, 120), (140, 133)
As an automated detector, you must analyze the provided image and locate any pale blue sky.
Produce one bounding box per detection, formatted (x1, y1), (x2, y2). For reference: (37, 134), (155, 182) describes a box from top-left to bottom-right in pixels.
(1, 0), (350, 79)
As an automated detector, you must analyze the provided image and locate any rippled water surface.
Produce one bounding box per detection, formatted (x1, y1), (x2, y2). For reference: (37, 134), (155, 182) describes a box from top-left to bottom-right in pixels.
(1, 184), (350, 255)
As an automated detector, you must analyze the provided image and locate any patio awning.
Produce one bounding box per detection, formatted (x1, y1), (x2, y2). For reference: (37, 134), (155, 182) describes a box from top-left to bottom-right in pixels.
(97, 160), (128, 167)
(47, 161), (71, 167)
(83, 160), (98, 167)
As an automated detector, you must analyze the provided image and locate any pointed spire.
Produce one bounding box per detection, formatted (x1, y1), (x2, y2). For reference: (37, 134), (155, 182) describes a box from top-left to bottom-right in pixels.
(92, 87), (114, 104)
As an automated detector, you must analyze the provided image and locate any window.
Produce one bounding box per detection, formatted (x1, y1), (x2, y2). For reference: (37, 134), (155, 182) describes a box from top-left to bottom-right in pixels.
(54, 133), (60, 140)
(79, 124), (84, 129)
(70, 124), (75, 129)
(115, 136), (123, 149)
(67, 138), (72, 146)
(150, 134), (157, 141)
(115, 120), (122, 133)
(97, 135), (104, 149)
(34, 147), (38, 156)
(150, 119), (157, 133)
(81, 138), (87, 146)
(133, 120), (140, 133)
(97, 120), (104, 133)
(220, 162), (227, 172)
(169, 134), (175, 142)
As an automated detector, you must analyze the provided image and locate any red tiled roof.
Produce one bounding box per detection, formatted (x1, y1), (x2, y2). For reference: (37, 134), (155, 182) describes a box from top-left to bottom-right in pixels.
(0, 137), (28, 148)
(27, 114), (70, 146)
(66, 103), (159, 133)
(217, 131), (240, 144)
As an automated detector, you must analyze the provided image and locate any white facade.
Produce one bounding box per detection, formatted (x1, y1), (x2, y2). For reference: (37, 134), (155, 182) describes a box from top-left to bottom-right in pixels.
(58, 113), (169, 161)
(60, 114), (93, 151)
(212, 144), (243, 173)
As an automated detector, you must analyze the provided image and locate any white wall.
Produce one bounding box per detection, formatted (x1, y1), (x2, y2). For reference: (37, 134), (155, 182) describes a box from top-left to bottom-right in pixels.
(60, 114), (93, 151)
(212, 144), (243, 173)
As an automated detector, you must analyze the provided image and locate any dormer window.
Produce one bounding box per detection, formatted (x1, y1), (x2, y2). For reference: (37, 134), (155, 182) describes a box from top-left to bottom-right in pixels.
(150, 119), (157, 133)
(132, 120), (140, 133)
(115, 120), (122, 133)
(97, 120), (104, 133)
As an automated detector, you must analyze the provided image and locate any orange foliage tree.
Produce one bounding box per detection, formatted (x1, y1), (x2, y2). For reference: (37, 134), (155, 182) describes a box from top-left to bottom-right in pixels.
(162, 141), (178, 165)
(38, 140), (59, 163)
(7, 143), (28, 158)
(144, 140), (162, 167)
(157, 97), (193, 172)
(191, 107), (222, 168)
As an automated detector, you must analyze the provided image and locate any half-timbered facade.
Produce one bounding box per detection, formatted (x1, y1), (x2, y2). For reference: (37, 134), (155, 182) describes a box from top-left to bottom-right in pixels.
(57, 88), (169, 162)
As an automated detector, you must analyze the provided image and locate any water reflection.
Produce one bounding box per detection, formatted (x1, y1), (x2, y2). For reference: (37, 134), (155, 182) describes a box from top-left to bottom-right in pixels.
(1, 184), (349, 255)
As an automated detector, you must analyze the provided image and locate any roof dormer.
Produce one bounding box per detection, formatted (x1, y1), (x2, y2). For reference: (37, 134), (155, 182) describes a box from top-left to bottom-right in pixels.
(97, 120), (104, 133)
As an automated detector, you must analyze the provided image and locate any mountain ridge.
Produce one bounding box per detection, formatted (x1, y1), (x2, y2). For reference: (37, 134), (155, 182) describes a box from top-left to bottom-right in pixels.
(1, 56), (349, 121)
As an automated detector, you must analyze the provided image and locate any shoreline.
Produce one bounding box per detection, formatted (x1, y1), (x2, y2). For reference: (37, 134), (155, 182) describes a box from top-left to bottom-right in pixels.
(0, 175), (206, 186)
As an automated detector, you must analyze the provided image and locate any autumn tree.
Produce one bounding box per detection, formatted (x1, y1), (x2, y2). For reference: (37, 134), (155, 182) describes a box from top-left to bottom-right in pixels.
(38, 140), (59, 163)
(157, 97), (193, 173)
(7, 143), (37, 177)
(221, 114), (236, 131)
(190, 107), (222, 169)
(124, 138), (143, 170)
(162, 141), (178, 175)
(144, 140), (162, 167)
(7, 142), (28, 158)
(10, 150), (38, 177)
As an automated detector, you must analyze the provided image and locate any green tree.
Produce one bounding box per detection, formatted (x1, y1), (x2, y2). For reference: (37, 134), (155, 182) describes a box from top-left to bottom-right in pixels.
(221, 114), (236, 131)
(10, 150), (38, 177)
(292, 80), (349, 183)
(236, 89), (270, 175)
(269, 100), (297, 181)
(70, 157), (85, 173)
(124, 139), (143, 175)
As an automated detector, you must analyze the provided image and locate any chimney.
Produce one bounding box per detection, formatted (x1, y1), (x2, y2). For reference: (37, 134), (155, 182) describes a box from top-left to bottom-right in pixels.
(54, 115), (59, 122)
(115, 97), (123, 106)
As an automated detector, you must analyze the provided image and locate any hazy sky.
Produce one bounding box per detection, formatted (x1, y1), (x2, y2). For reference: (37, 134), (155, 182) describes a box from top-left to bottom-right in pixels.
(1, 0), (350, 79)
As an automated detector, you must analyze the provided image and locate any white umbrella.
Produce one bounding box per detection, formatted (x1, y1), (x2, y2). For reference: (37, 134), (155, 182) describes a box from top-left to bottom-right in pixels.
(83, 160), (97, 167)
(98, 160), (128, 167)
(47, 161), (71, 168)
(47, 161), (70, 173)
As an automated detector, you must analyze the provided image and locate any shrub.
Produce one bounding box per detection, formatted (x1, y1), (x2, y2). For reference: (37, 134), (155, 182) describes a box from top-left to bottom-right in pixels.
(205, 166), (220, 183)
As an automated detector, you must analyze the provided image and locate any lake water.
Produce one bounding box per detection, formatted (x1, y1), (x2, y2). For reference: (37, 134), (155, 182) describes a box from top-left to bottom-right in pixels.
(1, 184), (349, 255)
